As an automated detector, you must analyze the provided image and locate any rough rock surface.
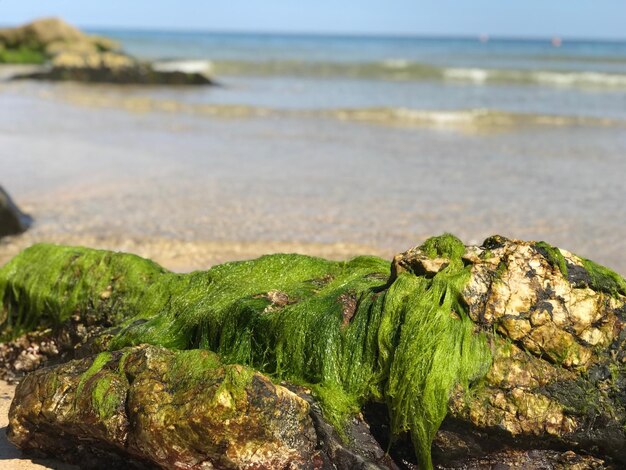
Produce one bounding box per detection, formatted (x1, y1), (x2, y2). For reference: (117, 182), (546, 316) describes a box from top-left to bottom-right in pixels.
(1, 18), (213, 85)
(393, 235), (626, 467)
(0, 186), (32, 238)
(18, 58), (215, 85)
(3, 235), (626, 469)
(9, 344), (320, 469)
(0, 17), (117, 64)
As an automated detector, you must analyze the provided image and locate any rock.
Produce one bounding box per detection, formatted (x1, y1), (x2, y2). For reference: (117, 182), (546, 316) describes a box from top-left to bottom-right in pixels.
(0, 186), (32, 237)
(436, 448), (605, 469)
(394, 235), (626, 466)
(1, 18), (213, 85)
(8, 344), (319, 469)
(2, 236), (626, 469)
(0, 18), (93, 49)
(18, 55), (215, 85)
(0, 17), (118, 64)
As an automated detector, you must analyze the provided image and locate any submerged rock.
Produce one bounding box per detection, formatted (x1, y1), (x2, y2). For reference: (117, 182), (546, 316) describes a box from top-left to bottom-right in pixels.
(0, 186), (32, 237)
(1, 235), (626, 469)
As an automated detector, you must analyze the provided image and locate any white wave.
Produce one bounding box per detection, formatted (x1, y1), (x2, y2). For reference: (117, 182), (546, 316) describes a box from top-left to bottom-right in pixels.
(444, 68), (490, 83)
(151, 60), (214, 75)
(531, 70), (626, 88)
(443, 66), (626, 88)
(382, 58), (410, 69)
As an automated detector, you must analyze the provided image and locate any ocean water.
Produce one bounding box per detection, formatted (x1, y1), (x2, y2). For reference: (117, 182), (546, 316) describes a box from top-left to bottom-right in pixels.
(2, 31), (626, 272)
(95, 30), (626, 118)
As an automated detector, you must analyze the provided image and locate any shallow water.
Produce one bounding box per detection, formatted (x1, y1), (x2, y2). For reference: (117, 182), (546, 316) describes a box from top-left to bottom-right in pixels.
(1, 79), (625, 273)
(2, 32), (626, 272)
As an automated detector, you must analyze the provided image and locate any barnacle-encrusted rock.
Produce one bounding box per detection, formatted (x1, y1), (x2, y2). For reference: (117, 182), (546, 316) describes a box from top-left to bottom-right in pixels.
(8, 344), (319, 469)
(2, 235), (626, 469)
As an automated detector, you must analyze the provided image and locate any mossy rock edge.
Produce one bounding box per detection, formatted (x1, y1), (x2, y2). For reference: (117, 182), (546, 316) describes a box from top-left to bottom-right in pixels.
(2, 234), (625, 469)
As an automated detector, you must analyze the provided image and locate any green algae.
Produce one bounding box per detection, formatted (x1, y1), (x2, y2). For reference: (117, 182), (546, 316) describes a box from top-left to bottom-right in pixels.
(384, 254), (491, 469)
(581, 258), (626, 297)
(75, 351), (111, 400)
(0, 236), (492, 470)
(91, 375), (119, 419)
(419, 232), (466, 260)
(536, 241), (568, 277)
(0, 243), (166, 340)
(0, 45), (46, 64)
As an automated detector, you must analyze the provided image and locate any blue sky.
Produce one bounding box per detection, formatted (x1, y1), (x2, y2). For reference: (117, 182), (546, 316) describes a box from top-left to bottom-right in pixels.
(1, 1), (625, 39)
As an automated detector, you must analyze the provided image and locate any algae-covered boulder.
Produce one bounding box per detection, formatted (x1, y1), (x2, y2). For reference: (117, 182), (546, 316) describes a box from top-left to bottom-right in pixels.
(1, 18), (214, 85)
(0, 17), (118, 64)
(1, 235), (625, 469)
(393, 235), (626, 467)
(0, 185), (32, 238)
(8, 344), (319, 469)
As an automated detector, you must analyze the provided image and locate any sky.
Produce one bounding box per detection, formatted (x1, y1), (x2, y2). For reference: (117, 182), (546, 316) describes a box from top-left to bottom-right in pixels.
(1, 1), (625, 39)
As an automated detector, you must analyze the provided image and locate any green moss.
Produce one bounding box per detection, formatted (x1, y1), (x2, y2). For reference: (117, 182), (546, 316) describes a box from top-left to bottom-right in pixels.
(494, 260), (508, 280)
(581, 258), (626, 297)
(536, 241), (568, 277)
(91, 375), (119, 419)
(0, 239), (492, 470)
(166, 349), (222, 391)
(0, 46), (46, 64)
(0, 243), (166, 340)
(215, 365), (255, 403)
(383, 252), (491, 469)
(76, 351), (112, 400)
(419, 233), (466, 260)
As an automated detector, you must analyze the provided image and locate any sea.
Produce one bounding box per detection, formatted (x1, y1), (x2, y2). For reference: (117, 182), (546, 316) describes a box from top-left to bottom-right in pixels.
(2, 31), (626, 272)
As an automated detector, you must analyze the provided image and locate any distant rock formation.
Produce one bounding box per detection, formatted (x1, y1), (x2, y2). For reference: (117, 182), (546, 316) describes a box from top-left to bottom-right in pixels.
(0, 18), (213, 85)
(0, 186), (31, 238)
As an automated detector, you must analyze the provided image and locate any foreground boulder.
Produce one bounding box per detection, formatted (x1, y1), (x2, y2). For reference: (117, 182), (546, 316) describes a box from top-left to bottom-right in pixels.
(0, 186), (32, 237)
(8, 344), (319, 469)
(1, 18), (213, 85)
(1, 235), (625, 469)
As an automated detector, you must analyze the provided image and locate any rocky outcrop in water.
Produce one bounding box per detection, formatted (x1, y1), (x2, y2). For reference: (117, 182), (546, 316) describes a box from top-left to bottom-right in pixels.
(2, 235), (625, 469)
(1, 18), (213, 85)
(0, 186), (32, 238)
(0, 17), (117, 64)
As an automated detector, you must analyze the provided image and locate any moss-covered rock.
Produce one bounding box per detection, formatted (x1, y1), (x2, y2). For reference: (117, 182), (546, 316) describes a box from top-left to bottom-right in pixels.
(8, 344), (320, 469)
(1, 18), (214, 85)
(2, 235), (626, 469)
(0, 17), (117, 64)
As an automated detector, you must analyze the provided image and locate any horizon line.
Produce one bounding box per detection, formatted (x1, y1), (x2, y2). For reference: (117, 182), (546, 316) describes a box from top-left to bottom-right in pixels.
(2, 18), (626, 43)
(84, 25), (626, 44)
